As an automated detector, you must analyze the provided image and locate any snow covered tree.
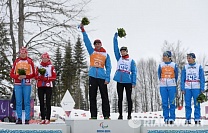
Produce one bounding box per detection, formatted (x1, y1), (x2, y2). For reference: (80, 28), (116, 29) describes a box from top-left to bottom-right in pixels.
(1, 0), (91, 60)
(82, 68), (89, 110)
(132, 88), (139, 113)
(52, 45), (62, 106)
(137, 59), (149, 112)
(111, 91), (118, 113)
(73, 36), (87, 109)
(61, 39), (76, 99)
(146, 58), (158, 111)
(0, 22), (13, 96)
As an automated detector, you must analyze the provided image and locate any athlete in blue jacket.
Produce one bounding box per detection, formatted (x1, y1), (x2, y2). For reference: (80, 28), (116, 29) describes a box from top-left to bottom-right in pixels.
(158, 51), (178, 124)
(181, 53), (205, 124)
(113, 33), (137, 120)
(80, 24), (111, 119)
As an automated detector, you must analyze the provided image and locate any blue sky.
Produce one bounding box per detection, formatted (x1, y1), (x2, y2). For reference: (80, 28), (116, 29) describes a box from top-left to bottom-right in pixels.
(81, 0), (208, 75)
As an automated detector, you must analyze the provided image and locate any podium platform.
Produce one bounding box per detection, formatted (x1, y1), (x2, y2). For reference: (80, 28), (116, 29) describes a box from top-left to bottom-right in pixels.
(2, 119), (208, 133)
(143, 124), (208, 133)
(66, 120), (140, 133)
(66, 119), (208, 133)
(0, 122), (69, 133)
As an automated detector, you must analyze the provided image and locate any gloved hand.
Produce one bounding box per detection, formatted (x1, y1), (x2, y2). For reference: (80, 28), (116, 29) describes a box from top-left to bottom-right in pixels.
(79, 24), (85, 32)
(43, 77), (48, 82)
(38, 76), (44, 81)
(18, 75), (26, 80)
(114, 32), (118, 39)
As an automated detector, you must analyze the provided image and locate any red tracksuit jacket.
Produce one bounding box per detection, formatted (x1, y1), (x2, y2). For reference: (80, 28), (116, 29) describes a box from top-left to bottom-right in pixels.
(10, 57), (35, 85)
(35, 61), (56, 88)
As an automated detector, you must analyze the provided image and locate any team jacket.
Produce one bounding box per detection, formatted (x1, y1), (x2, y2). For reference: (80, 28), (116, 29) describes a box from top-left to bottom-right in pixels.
(10, 57), (35, 85)
(35, 61), (56, 88)
(113, 34), (137, 85)
(158, 62), (178, 87)
(180, 63), (205, 91)
(82, 32), (111, 82)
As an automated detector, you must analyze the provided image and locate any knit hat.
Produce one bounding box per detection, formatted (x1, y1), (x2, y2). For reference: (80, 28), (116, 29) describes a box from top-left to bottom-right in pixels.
(93, 39), (102, 45)
(163, 51), (171, 58)
(187, 53), (196, 59)
(19, 47), (28, 54)
(41, 52), (50, 59)
(120, 46), (128, 52)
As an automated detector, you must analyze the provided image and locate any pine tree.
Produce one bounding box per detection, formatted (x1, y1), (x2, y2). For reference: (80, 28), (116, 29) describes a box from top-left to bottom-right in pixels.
(61, 39), (76, 100)
(73, 36), (88, 109)
(132, 89), (139, 113)
(78, 88), (86, 110)
(52, 45), (62, 106)
(0, 22), (13, 96)
(82, 68), (89, 110)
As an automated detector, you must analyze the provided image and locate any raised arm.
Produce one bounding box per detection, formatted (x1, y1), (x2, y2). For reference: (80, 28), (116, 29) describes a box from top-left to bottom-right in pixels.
(80, 25), (94, 55)
(113, 32), (121, 61)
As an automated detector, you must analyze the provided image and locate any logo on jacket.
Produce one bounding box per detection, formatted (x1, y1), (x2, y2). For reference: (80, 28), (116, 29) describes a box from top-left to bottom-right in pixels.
(46, 83), (50, 87)
(188, 66), (196, 69)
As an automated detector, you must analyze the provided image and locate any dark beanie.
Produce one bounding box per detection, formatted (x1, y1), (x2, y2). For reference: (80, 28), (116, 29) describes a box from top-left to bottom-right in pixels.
(187, 53), (196, 59)
(163, 51), (171, 58)
(120, 46), (128, 52)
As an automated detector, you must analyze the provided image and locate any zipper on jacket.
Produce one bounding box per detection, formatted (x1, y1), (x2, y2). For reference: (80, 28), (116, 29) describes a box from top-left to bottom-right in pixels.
(165, 64), (168, 87)
(191, 82), (192, 89)
(96, 68), (98, 77)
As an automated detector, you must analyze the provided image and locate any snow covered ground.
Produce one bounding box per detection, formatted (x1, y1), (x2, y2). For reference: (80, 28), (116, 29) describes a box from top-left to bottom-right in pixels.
(1, 102), (208, 133)
(33, 101), (208, 125)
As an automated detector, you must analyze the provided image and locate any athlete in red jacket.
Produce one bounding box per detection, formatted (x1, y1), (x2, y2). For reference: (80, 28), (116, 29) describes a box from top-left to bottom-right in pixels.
(10, 47), (35, 124)
(35, 52), (56, 124)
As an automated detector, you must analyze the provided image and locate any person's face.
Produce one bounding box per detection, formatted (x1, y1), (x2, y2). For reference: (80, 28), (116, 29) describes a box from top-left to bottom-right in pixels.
(120, 50), (128, 56)
(19, 53), (27, 59)
(162, 56), (170, 62)
(94, 42), (102, 49)
(42, 57), (49, 63)
(187, 56), (195, 64)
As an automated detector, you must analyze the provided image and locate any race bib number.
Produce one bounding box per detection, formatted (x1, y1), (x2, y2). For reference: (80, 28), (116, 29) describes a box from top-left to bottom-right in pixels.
(90, 53), (106, 68)
(15, 61), (31, 75)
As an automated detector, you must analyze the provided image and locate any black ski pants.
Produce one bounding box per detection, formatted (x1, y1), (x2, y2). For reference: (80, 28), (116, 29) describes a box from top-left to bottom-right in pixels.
(89, 76), (110, 118)
(38, 87), (52, 120)
(117, 82), (132, 116)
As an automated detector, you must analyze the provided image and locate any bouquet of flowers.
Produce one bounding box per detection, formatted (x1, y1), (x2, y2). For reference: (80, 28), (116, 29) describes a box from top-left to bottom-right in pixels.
(117, 28), (127, 38)
(38, 68), (46, 75)
(17, 68), (26, 75)
(81, 17), (90, 25)
(197, 93), (207, 103)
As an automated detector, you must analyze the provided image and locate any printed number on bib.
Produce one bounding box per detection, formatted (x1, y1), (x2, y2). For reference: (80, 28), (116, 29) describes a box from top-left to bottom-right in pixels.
(187, 75), (197, 81)
(119, 64), (128, 71)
